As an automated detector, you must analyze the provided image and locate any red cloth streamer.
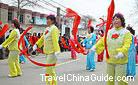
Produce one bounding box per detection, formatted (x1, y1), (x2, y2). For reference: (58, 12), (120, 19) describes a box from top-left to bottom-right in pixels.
(69, 39), (87, 55)
(18, 26), (56, 67)
(96, 18), (106, 29)
(87, 19), (92, 28)
(104, 0), (115, 59)
(0, 24), (9, 38)
(62, 37), (69, 49)
(66, 8), (87, 55)
(36, 48), (44, 54)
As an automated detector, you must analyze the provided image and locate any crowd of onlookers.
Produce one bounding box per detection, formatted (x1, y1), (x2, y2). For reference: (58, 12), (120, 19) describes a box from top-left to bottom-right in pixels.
(25, 32), (43, 46)
(58, 33), (85, 52)
(0, 29), (85, 59)
(0, 30), (43, 59)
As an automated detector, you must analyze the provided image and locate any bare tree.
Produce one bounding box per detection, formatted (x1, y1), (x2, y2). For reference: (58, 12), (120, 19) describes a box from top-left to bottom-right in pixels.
(11, 0), (40, 19)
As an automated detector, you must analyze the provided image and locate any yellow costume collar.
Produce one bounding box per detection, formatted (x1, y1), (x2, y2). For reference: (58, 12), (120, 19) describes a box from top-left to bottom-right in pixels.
(115, 27), (123, 31)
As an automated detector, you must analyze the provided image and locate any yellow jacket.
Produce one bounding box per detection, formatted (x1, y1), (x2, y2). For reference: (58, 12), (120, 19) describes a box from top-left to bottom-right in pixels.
(95, 27), (132, 64)
(2, 29), (20, 51)
(36, 25), (60, 55)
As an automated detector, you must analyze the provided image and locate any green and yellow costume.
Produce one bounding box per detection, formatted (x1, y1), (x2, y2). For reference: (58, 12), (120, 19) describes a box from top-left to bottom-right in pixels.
(36, 25), (60, 85)
(95, 27), (132, 85)
(2, 29), (22, 77)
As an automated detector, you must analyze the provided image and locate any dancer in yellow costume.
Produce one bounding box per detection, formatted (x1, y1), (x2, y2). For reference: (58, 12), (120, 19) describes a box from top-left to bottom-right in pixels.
(0, 19), (22, 77)
(33, 15), (60, 85)
(91, 13), (132, 85)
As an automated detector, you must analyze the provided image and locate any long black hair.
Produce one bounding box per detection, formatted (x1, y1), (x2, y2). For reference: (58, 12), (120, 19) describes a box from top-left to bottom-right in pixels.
(89, 26), (94, 33)
(126, 26), (135, 35)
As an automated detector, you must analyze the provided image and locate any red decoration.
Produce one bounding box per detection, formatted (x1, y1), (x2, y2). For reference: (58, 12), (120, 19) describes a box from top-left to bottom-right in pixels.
(45, 30), (49, 34)
(36, 48), (44, 54)
(104, 0), (115, 59)
(18, 26), (56, 67)
(112, 33), (119, 39)
(87, 19), (92, 28)
(14, 18), (19, 22)
(60, 37), (69, 49)
(96, 18), (106, 30)
(0, 24), (9, 38)
(31, 36), (38, 46)
(66, 8), (87, 55)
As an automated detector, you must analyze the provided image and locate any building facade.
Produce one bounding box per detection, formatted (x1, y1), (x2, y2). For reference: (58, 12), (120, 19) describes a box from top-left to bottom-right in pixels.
(0, 2), (87, 36)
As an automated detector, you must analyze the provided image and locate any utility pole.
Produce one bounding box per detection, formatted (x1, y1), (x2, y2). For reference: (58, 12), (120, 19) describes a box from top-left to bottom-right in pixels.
(17, 0), (20, 20)
(56, 7), (61, 29)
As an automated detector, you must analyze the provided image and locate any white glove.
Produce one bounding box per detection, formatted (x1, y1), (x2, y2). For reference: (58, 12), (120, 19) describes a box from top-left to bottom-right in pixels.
(33, 44), (37, 51)
(82, 43), (85, 47)
(115, 52), (124, 59)
(90, 46), (96, 51)
(89, 41), (92, 44)
(0, 45), (3, 49)
(55, 51), (60, 56)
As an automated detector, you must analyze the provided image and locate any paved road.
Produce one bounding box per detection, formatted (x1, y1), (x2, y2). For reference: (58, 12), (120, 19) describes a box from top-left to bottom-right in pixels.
(0, 52), (138, 85)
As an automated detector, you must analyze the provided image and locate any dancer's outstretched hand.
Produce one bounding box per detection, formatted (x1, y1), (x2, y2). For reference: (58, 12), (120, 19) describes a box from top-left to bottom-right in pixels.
(89, 41), (92, 44)
(33, 44), (37, 51)
(0, 45), (3, 49)
(55, 51), (60, 56)
(28, 45), (32, 51)
(115, 52), (124, 59)
(90, 46), (96, 51)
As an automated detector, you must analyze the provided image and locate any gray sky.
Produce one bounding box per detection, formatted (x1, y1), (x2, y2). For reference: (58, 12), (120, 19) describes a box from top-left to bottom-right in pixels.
(1, 0), (138, 34)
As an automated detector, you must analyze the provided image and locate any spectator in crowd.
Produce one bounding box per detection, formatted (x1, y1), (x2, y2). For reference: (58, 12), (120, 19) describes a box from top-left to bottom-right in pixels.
(37, 33), (41, 39)
(97, 30), (104, 62)
(59, 33), (64, 52)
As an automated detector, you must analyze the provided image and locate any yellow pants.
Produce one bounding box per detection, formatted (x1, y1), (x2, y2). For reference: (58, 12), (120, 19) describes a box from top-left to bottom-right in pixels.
(8, 51), (22, 77)
(45, 53), (57, 85)
(107, 63), (128, 85)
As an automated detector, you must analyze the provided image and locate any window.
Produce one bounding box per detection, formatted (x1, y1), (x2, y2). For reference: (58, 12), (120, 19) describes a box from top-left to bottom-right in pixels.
(31, 17), (35, 24)
(19, 14), (24, 23)
(8, 12), (12, 22)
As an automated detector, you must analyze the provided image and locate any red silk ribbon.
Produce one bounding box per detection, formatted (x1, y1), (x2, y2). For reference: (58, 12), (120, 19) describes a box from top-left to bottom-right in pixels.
(96, 18), (106, 30)
(18, 26), (56, 67)
(0, 24), (9, 38)
(87, 19), (92, 28)
(104, 0), (115, 59)
(66, 8), (87, 55)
